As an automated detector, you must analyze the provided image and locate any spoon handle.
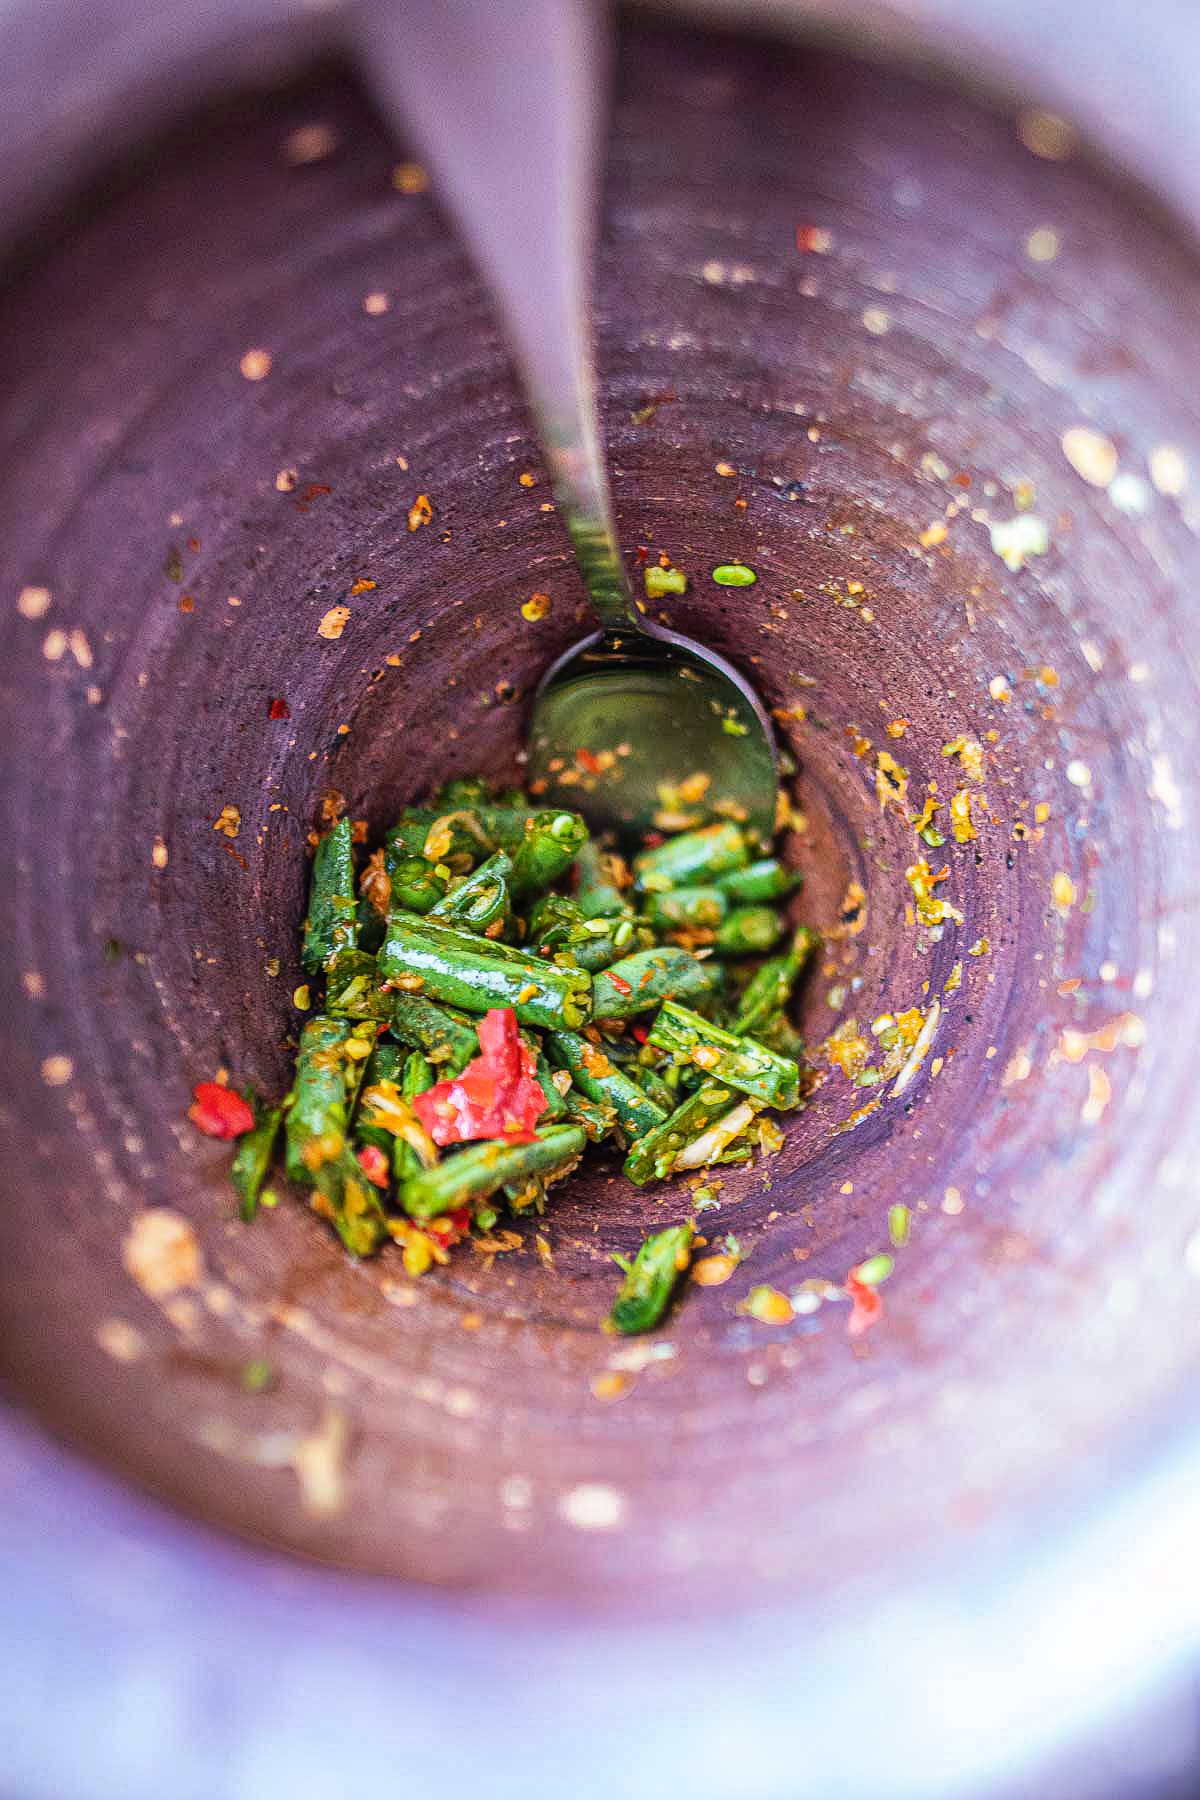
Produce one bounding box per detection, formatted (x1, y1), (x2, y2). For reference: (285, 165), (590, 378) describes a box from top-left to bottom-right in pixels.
(356, 0), (638, 630)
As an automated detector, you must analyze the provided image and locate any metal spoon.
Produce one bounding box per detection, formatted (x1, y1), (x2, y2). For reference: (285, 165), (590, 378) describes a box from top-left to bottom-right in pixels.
(356, 0), (777, 844)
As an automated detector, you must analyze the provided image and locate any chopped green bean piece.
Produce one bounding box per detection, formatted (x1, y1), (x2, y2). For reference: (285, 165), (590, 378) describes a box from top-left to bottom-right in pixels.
(527, 892), (649, 972)
(592, 946), (715, 1018)
(718, 857), (802, 904)
(713, 905), (784, 957)
(561, 1087), (618, 1141)
(432, 776), (491, 810)
(326, 948), (391, 1020)
(645, 886), (728, 932)
(382, 846), (450, 913)
(399, 1123), (586, 1218)
(391, 1049), (436, 1179)
(285, 1016), (376, 1184)
(429, 850), (513, 935)
(509, 809), (589, 898)
(732, 925), (819, 1037)
(231, 1096), (283, 1222)
(572, 840), (634, 918)
(608, 1222), (694, 1334)
(547, 1031), (668, 1143)
(386, 990), (480, 1071)
(623, 1081), (738, 1184)
(353, 1043), (405, 1166)
(633, 822), (749, 892)
(301, 819), (357, 971)
(380, 913), (592, 1029)
(648, 999), (800, 1109)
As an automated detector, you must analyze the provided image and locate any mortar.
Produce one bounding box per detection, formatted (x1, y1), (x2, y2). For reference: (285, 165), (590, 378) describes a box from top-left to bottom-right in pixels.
(3, 5), (1200, 1795)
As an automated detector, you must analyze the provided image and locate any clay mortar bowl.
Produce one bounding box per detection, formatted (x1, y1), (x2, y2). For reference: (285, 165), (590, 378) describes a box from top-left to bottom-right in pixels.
(4, 7), (1200, 1793)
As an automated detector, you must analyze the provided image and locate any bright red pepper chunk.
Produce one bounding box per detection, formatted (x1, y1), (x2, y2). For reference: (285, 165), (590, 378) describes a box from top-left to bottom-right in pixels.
(189, 1081), (255, 1139)
(606, 972), (633, 996)
(268, 697), (290, 720)
(356, 1144), (390, 1188)
(413, 1008), (547, 1146)
(845, 1274), (884, 1337)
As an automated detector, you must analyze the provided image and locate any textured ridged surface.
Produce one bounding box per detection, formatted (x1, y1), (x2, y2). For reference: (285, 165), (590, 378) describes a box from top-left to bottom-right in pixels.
(2, 22), (1200, 1604)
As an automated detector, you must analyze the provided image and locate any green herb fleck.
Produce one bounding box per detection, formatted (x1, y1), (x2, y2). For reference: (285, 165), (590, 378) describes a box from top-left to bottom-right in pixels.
(712, 563), (757, 587)
(644, 564), (687, 599)
(854, 1253), (894, 1286)
(240, 1358), (276, 1393)
(888, 1203), (911, 1247)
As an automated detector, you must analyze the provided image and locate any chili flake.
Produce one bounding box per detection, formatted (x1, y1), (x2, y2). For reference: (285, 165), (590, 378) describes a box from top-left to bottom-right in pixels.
(407, 493), (433, 532)
(521, 591), (552, 622)
(949, 788), (977, 842)
(845, 1273), (884, 1337)
(875, 749), (909, 812)
(318, 605), (350, 640)
(1051, 871), (1076, 915)
(212, 804), (241, 839)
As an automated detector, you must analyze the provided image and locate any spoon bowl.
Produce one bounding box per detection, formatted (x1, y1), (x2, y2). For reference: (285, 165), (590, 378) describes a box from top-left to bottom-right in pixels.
(527, 619), (778, 843)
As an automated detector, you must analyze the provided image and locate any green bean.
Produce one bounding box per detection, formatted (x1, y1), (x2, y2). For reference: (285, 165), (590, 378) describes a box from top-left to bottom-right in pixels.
(732, 925), (819, 1037)
(380, 913), (591, 1030)
(230, 1096), (282, 1222)
(432, 776), (491, 810)
(508, 809), (589, 898)
(301, 819), (357, 971)
(713, 905), (784, 957)
(429, 850), (513, 935)
(633, 822), (748, 892)
(392, 1050), (436, 1179)
(527, 892), (648, 972)
(392, 807), (490, 872)
(623, 1081), (739, 1185)
(546, 1031), (668, 1143)
(717, 858), (802, 904)
(284, 1017), (387, 1253)
(312, 1144), (390, 1257)
(608, 1222), (694, 1334)
(571, 840), (633, 918)
(592, 947), (715, 1019)
(386, 990), (480, 1072)
(562, 1088), (618, 1141)
(355, 895), (387, 955)
(645, 886), (727, 932)
(284, 1016), (376, 1183)
(353, 1044), (405, 1167)
(382, 846), (450, 913)
(399, 1123), (586, 1218)
(647, 1000), (800, 1109)
(630, 1061), (677, 1114)
(534, 1051), (571, 1120)
(756, 1012), (808, 1063)
(326, 949), (391, 1020)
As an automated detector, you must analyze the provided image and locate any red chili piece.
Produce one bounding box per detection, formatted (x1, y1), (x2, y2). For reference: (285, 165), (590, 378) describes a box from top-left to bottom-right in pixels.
(188, 1081), (254, 1139)
(268, 697), (291, 720)
(356, 1145), (390, 1188)
(845, 1274), (884, 1337)
(606, 973), (633, 996)
(413, 1008), (547, 1146)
